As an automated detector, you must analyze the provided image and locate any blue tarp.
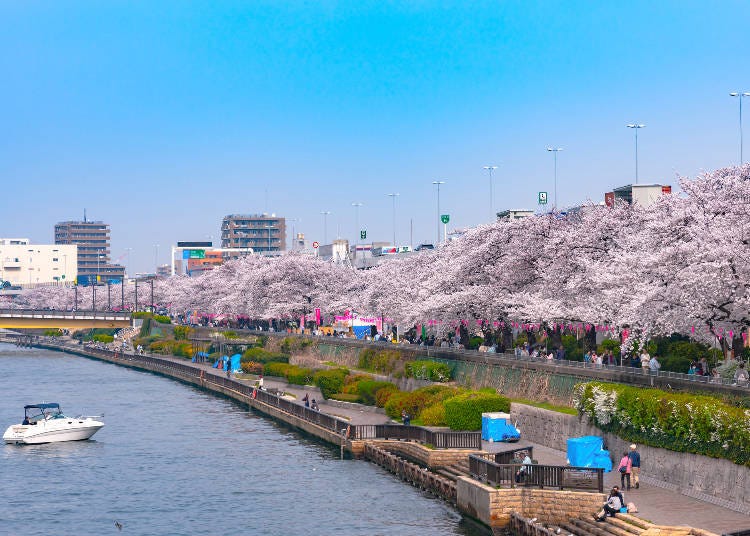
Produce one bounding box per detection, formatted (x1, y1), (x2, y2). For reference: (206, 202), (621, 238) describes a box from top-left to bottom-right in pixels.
(226, 354), (241, 373)
(352, 326), (372, 339)
(191, 351), (210, 363)
(566, 436), (613, 471)
(481, 413), (521, 442)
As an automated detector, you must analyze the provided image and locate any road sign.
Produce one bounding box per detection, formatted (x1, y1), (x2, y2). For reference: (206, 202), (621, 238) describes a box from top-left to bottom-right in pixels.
(538, 192), (548, 205)
(360, 230), (367, 240)
(312, 241), (320, 249)
(440, 214), (450, 224)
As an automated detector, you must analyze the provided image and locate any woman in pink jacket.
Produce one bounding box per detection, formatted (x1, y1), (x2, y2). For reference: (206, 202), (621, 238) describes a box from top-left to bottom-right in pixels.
(617, 451), (633, 491)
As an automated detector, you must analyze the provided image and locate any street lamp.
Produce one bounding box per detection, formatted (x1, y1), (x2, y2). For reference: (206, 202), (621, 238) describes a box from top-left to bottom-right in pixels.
(730, 92), (750, 165)
(432, 181), (446, 244)
(483, 166), (498, 220)
(154, 244), (159, 272)
(125, 248), (133, 280)
(386, 193), (399, 246)
(320, 211), (332, 244)
(626, 124), (646, 184)
(545, 148), (562, 208)
(351, 202), (363, 248)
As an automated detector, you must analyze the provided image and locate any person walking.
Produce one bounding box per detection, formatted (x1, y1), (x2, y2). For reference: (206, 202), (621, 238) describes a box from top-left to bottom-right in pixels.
(649, 355), (661, 375)
(617, 451), (632, 490)
(628, 444), (641, 489)
(640, 349), (650, 375)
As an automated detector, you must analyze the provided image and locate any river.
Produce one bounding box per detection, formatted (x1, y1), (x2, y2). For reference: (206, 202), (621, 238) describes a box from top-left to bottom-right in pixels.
(0, 344), (487, 535)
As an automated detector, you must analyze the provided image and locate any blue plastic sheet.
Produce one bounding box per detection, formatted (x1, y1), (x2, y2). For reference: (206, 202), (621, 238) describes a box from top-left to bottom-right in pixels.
(481, 413), (521, 442)
(566, 436), (612, 471)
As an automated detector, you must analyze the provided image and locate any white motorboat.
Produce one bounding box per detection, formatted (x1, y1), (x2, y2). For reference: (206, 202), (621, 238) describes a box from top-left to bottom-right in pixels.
(3, 403), (104, 445)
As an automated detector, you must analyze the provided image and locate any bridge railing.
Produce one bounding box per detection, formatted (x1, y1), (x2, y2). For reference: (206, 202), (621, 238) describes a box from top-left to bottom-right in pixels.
(0, 308), (131, 319)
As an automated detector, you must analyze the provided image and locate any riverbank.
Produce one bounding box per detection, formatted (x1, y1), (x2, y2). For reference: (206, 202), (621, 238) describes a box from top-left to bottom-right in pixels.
(7, 336), (748, 535)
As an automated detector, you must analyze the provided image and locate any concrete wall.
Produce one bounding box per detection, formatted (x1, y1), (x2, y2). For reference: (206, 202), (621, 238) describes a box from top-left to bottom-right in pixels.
(456, 476), (604, 529)
(510, 403), (750, 515)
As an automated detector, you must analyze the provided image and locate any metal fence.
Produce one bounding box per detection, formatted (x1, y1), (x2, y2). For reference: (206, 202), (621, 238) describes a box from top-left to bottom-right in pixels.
(353, 424), (481, 449)
(468, 454), (604, 492)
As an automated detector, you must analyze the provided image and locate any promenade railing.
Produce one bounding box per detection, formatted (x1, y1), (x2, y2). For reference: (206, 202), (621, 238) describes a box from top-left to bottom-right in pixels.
(353, 424), (481, 449)
(468, 454), (604, 493)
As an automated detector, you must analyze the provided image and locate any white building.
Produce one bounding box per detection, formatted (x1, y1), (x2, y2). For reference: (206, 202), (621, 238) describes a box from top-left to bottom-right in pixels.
(607, 184), (672, 208)
(497, 209), (535, 221)
(0, 241), (78, 287)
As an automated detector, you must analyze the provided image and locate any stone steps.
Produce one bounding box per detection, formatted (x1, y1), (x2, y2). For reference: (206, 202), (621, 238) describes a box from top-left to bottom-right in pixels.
(604, 516), (649, 534)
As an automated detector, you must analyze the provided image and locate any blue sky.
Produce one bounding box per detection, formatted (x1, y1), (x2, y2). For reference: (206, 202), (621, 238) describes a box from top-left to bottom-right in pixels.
(1, 1), (748, 273)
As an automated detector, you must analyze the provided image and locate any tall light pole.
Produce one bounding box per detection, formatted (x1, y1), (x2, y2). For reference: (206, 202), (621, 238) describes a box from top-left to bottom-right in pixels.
(432, 181), (445, 244)
(386, 193), (399, 246)
(626, 123), (646, 184)
(321, 211), (332, 244)
(546, 148), (562, 208)
(125, 248), (133, 280)
(351, 202), (363, 248)
(730, 92), (750, 165)
(483, 166), (498, 220)
(154, 244), (159, 272)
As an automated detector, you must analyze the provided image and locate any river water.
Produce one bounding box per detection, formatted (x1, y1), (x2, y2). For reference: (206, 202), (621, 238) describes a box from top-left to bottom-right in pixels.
(0, 344), (486, 535)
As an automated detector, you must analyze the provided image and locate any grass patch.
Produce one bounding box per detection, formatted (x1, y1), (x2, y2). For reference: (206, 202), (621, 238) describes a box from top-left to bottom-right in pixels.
(512, 398), (577, 415)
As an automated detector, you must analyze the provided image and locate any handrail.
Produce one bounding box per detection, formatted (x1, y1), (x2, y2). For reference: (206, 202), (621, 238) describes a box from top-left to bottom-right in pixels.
(468, 454), (604, 492)
(0, 308), (131, 318)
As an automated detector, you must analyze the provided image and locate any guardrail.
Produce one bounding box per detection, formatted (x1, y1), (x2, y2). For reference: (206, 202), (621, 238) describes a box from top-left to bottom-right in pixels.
(353, 424), (481, 449)
(468, 454), (604, 492)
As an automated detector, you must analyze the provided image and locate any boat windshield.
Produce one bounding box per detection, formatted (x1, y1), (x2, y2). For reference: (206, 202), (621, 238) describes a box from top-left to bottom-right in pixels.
(24, 403), (65, 422)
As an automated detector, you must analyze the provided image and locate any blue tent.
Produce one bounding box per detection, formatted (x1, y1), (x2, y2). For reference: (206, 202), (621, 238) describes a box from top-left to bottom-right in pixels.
(226, 354), (241, 373)
(352, 326), (372, 339)
(566, 436), (612, 471)
(191, 351), (209, 363)
(481, 412), (521, 442)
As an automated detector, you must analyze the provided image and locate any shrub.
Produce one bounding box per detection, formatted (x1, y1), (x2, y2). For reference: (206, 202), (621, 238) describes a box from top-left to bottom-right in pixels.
(357, 348), (401, 374)
(153, 314), (171, 324)
(404, 360), (452, 382)
(313, 368), (349, 399)
(149, 340), (175, 354)
(466, 336), (484, 350)
(443, 392), (510, 431)
(240, 361), (264, 375)
(384, 389), (434, 420)
(264, 362), (292, 378)
(242, 347), (289, 364)
(92, 334), (114, 344)
(281, 337), (313, 354)
(329, 393), (361, 403)
(222, 330), (239, 339)
(132, 312), (152, 319)
(173, 325), (193, 341)
(574, 381), (750, 466)
(356, 380), (397, 406)
(375, 386), (399, 407)
(285, 365), (315, 386)
(420, 403), (447, 426)
(44, 329), (63, 337)
(597, 339), (621, 359)
(561, 335), (583, 361)
(172, 342), (193, 358)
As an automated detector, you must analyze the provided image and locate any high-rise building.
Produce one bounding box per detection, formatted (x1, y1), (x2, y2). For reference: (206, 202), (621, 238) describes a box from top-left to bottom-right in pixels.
(221, 214), (286, 255)
(54, 218), (125, 284)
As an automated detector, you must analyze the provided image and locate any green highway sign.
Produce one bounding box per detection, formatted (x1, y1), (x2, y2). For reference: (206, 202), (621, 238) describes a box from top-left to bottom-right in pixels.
(538, 192), (548, 205)
(440, 214), (450, 224)
(360, 230), (367, 240)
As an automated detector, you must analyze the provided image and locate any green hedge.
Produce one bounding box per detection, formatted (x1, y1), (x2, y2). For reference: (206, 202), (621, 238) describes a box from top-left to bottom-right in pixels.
(241, 347), (289, 364)
(173, 325), (192, 340)
(574, 381), (750, 466)
(262, 363), (314, 385)
(92, 334), (114, 344)
(443, 392), (510, 431)
(355, 380), (397, 406)
(404, 360), (452, 382)
(383, 385), (460, 420)
(329, 393), (360, 403)
(153, 314), (171, 324)
(313, 368), (349, 399)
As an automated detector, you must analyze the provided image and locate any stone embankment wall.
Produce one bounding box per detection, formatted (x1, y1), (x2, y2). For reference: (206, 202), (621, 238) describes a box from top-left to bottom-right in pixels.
(369, 439), (482, 469)
(456, 476), (604, 529)
(510, 403), (750, 515)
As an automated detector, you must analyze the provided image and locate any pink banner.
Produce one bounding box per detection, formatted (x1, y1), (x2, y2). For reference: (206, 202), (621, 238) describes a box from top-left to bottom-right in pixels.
(315, 308), (321, 326)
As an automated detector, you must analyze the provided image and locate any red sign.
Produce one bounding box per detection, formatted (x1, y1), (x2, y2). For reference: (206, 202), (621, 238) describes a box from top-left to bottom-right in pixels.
(604, 192), (614, 208)
(312, 241), (320, 249)
(661, 185), (672, 195)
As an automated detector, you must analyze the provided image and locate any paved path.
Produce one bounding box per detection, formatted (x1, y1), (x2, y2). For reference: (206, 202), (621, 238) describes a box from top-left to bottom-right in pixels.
(130, 350), (750, 533)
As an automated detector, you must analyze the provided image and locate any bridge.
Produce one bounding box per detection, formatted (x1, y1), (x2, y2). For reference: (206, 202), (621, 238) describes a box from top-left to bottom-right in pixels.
(0, 309), (132, 329)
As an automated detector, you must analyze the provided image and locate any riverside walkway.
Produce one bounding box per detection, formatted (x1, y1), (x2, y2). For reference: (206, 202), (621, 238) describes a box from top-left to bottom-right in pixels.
(6, 336), (748, 534)
(163, 352), (750, 534)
